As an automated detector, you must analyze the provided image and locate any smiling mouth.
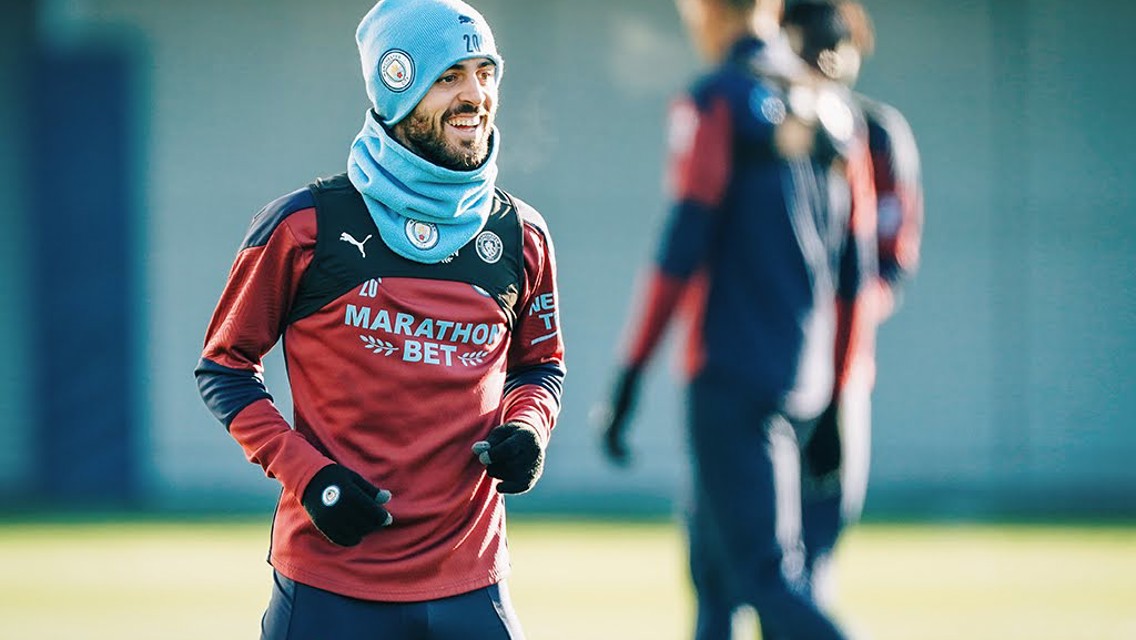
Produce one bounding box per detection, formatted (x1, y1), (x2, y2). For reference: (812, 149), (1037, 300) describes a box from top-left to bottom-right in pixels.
(446, 114), (484, 135)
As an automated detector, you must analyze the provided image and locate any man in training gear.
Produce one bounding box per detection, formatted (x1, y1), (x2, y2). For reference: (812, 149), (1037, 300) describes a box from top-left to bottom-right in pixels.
(196, 1), (565, 637)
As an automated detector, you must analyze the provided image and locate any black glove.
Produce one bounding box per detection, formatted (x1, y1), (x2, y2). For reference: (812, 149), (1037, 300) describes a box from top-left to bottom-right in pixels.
(594, 367), (642, 467)
(300, 464), (393, 547)
(803, 401), (842, 479)
(472, 422), (546, 494)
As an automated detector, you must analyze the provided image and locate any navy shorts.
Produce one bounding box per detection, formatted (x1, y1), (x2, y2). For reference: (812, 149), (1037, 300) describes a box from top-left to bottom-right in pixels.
(261, 571), (525, 640)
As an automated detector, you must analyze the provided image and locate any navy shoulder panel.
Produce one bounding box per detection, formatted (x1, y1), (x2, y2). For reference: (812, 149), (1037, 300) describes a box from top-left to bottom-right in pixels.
(687, 71), (732, 112)
(240, 185), (316, 250)
(504, 189), (552, 243)
(859, 95), (908, 143)
(858, 94), (920, 175)
(688, 58), (767, 125)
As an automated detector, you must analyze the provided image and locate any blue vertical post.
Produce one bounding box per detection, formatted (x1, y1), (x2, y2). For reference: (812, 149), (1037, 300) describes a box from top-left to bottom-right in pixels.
(28, 47), (139, 507)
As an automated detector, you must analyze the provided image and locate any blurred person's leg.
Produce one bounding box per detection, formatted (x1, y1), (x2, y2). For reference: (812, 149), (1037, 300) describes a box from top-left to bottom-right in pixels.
(686, 482), (737, 640)
(262, 570), (523, 639)
(688, 373), (847, 640)
(799, 488), (842, 608)
(800, 357), (873, 610)
(763, 357), (874, 639)
(838, 365), (873, 528)
(797, 427), (844, 612)
(764, 411), (839, 640)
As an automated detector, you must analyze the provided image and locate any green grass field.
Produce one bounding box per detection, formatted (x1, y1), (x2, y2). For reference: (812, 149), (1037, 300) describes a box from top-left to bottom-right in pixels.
(0, 517), (1132, 639)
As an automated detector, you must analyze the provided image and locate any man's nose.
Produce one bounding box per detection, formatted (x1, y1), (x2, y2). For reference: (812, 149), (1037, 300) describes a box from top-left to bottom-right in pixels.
(456, 75), (489, 105)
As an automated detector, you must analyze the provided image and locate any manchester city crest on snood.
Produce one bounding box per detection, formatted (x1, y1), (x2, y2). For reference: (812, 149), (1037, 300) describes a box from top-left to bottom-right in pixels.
(475, 230), (503, 264)
(405, 219), (440, 250)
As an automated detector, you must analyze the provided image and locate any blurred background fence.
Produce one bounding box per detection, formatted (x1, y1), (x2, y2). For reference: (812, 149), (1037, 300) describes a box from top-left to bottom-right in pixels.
(1, 0), (1133, 519)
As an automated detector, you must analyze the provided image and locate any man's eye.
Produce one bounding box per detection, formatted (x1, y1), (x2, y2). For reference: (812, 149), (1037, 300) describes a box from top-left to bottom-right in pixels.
(438, 74), (457, 84)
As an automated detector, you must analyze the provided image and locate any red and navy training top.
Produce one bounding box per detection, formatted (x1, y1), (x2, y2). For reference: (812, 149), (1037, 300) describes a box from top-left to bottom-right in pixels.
(196, 175), (565, 601)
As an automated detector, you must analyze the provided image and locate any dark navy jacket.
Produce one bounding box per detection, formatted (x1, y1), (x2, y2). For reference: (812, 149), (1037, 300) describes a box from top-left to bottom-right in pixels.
(622, 35), (876, 419)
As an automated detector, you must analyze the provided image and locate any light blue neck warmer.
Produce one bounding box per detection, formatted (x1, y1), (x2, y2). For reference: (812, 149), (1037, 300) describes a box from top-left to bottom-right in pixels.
(347, 111), (499, 264)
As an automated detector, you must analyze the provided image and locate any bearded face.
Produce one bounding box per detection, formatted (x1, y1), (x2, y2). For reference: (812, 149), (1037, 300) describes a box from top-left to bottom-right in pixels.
(394, 102), (495, 171)
(392, 58), (499, 171)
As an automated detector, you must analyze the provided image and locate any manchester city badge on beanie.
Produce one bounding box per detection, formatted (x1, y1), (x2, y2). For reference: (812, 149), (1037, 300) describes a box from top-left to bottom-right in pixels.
(356, 0), (504, 126)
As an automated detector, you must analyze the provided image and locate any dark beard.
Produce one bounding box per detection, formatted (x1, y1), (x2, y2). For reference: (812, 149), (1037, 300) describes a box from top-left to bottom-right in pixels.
(393, 105), (493, 171)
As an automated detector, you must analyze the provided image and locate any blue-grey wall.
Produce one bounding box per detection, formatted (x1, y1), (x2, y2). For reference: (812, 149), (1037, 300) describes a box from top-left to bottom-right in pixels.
(3, 0), (1133, 517)
(862, 0), (1136, 515)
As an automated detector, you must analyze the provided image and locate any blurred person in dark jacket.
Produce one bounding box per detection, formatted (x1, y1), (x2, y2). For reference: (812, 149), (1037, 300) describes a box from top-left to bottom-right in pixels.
(779, 0), (924, 628)
(596, 0), (876, 637)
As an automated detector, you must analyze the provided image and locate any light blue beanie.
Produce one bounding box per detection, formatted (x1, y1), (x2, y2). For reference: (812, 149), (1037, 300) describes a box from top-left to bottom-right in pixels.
(357, 0), (504, 126)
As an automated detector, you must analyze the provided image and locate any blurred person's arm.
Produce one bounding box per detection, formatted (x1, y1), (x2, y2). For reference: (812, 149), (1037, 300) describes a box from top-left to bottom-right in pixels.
(598, 91), (733, 464)
(194, 192), (334, 501)
(867, 99), (923, 315)
(622, 93), (734, 372)
(834, 136), (877, 397)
